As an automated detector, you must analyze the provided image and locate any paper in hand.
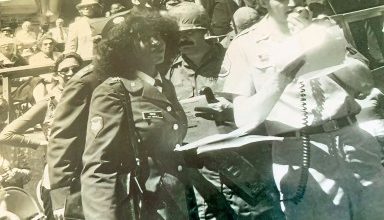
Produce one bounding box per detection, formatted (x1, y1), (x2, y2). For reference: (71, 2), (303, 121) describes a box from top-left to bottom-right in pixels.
(270, 23), (347, 80)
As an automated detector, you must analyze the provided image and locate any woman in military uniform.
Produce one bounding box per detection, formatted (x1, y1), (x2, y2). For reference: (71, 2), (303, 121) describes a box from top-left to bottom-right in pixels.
(80, 13), (191, 219)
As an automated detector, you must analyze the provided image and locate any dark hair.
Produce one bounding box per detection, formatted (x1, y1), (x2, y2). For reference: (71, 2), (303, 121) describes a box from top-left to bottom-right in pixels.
(54, 52), (84, 72)
(37, 35), (56, 49)
(94, 12), (179, 78)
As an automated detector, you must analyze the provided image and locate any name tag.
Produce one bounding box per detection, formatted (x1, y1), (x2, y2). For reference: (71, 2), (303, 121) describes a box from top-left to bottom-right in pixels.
(142, 111), (163, 119)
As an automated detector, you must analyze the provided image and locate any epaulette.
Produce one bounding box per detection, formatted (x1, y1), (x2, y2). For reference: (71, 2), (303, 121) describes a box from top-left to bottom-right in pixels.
(233, 23), (259, 40)
(232, 23), (269, 43)
(107, 77), (121, 85)
(75, 64), (94, 78)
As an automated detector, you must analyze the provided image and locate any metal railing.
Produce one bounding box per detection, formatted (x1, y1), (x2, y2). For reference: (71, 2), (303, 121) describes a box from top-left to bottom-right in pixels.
(0, 59), (91, 123)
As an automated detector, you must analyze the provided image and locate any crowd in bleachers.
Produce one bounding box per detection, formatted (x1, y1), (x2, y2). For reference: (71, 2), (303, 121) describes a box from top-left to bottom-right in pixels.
(1, 0), (384, 219)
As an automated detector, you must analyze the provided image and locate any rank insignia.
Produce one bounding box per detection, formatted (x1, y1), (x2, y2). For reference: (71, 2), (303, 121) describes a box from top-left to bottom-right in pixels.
(90, 116), (103, 136)
(142, 111), (163, 119)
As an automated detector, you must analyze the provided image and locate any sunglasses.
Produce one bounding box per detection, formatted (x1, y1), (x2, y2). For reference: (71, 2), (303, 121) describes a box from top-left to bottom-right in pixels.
(57, 66), (80, 77)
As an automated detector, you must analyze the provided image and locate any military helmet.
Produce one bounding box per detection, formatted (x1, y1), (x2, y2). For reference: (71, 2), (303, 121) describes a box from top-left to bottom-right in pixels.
(168, 2), (210, 31)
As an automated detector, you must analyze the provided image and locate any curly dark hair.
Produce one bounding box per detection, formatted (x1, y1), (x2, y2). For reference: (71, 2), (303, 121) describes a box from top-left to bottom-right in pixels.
(94, 12), (179, 78)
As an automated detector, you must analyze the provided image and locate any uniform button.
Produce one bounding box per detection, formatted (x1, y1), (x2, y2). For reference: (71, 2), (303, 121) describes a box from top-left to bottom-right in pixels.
(173, 124), (179, 130)
(175, 144), (181, 148)
(166, 106), (172, 112)
(130, 82), (136, 87)
(178, 165), (183, 172)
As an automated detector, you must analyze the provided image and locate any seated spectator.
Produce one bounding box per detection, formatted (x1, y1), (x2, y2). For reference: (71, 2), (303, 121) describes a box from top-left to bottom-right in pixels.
(105, 3), (127, 17)
(28, 36), (61, 65)
(37, 23), (51, 42)
(15, 21), (37, 50)
(0, 37), (28, 69)
(1, 27), (14, 38)
(48, 18), (67, 52)
(0, 52), (83, 219)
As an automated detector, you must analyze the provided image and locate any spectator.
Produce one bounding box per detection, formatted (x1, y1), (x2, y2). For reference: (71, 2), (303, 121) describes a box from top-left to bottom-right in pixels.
(37, 23), (51, 42)
(29, 36), (60, 65)
(14, 21), (37, 49)
(0, 37), (28, 69)
(0, 52), (83, 219)
(1, 27), (14, 38)
(65, 0), (103, 59)
(105, 3), (127, 17)
(197, 0), (239, 36)
(221, 6), (260, 48)
(48, 18), (67, 52)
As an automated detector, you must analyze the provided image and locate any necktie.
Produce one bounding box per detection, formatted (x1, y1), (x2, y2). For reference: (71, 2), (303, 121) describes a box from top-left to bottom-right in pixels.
(154, 79), (163, 92)
(59, 27), (64, 42)
(154, 79), (163, 88)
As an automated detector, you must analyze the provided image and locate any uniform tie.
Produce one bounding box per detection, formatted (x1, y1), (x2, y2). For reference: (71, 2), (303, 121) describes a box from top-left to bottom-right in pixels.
(59, 27), (65, 42)
(154, 79), (163, 88)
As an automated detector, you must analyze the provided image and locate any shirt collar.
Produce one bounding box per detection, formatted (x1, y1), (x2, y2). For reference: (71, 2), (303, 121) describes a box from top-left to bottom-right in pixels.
(136, 70), (162, 86)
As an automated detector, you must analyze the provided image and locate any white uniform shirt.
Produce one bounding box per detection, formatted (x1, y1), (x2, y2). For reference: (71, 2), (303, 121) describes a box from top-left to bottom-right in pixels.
(222, 17), (361, 135)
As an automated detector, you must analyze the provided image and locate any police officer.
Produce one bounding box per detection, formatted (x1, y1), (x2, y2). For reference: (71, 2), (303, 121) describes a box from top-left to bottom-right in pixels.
(220, 0), (384, 219)
(168, 3), (284, 219)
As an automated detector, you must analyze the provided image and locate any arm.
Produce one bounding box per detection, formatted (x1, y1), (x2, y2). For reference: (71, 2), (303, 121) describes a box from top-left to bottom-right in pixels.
(81, 82), (126, 220)
(47, 77), (91, 211)
(332, 54), (373, 98)
(0, 100), (47, 149)
(222, 41), (305, 128)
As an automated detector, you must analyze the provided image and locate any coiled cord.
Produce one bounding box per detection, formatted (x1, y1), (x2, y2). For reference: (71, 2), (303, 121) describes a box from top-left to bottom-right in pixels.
(283, 81), (311, 204)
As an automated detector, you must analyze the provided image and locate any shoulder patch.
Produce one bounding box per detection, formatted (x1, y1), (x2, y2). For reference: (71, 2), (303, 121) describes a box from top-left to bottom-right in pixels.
(90, 116), (103, 136)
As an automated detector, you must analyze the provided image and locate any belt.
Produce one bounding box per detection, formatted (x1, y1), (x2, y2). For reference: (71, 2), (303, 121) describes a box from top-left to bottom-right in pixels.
(277, 115), (357, 137)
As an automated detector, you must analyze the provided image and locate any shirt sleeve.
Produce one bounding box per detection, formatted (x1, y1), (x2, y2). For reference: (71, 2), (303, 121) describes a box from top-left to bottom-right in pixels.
(47, 77), (90, 210)
(0, 100), (47, 149)
(221, 38), (256, 96)
(81, 82), (128, 220)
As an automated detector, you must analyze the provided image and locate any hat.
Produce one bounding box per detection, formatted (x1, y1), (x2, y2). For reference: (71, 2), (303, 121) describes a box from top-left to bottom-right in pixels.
(76, 0), (102, 10)
(0, 37), (14, 47)
(233, 7), (260, 31)
(89, 10), (130, 38)
(1, 27), (12, 32)
(168, 2), (210, 31)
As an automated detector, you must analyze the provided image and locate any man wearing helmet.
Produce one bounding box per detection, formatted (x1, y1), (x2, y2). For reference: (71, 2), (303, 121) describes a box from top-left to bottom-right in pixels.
(167, 2), (284, 219)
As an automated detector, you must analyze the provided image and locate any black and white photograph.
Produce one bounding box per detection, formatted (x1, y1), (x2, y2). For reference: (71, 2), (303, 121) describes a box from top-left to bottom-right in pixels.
(1, 0), (384, 219)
